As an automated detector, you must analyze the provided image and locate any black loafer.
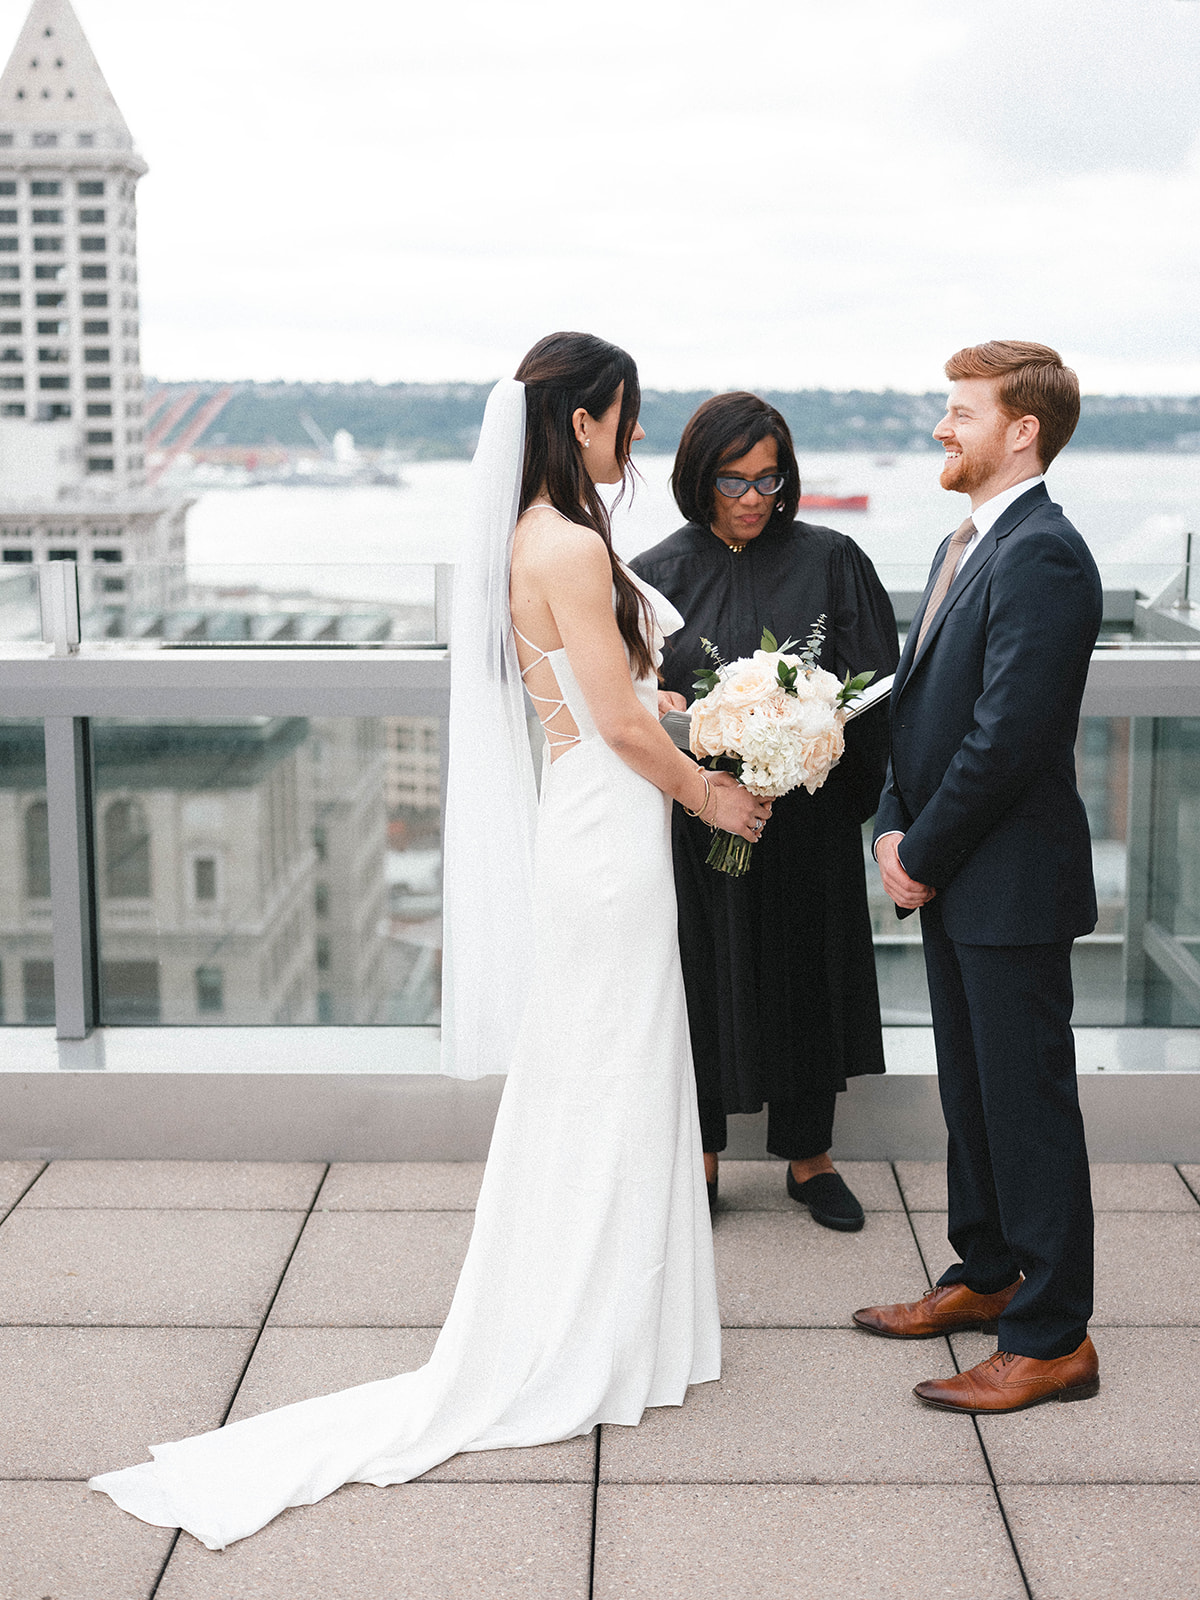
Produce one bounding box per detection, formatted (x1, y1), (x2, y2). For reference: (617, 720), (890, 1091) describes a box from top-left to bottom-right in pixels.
(706, 1173), (718, 1212)
(786, 1168), (865, 1232)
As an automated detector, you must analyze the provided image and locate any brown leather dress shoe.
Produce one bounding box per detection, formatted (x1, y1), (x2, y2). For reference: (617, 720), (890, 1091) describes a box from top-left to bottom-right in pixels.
(852, 1278), (1021, 1339)
(913, 1335), (1099, 1413)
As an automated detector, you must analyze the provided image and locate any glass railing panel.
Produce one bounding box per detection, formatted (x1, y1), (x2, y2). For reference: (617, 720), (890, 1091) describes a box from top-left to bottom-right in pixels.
(1138, 716), (1200, 1026)
(864, 714), (1133, 1026)
(90, 716), (441, 1025)
(0, 566), (40, 644)
(0, 564), (443, 645)
(79, 564), (440, 646)
(1074, 717), (1129, 1024)
(0, 720), (53, 1023)
(3, 557), (1196, 646)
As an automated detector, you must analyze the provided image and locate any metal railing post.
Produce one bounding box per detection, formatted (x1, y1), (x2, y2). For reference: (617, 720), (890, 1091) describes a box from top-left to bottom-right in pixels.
(38, 560), (81, 655)
(43, 716), (99, 1039)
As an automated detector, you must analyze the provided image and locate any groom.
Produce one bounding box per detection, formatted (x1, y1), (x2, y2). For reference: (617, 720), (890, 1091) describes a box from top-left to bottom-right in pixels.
(857, 341), (1103, 1412)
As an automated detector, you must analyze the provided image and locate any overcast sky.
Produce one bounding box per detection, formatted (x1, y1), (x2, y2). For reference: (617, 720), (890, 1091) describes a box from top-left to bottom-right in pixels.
(7, 0), (1199, 391)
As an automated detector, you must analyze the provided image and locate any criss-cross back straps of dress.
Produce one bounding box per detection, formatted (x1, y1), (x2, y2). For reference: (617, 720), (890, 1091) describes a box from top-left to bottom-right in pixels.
(512, 501), (582, 753)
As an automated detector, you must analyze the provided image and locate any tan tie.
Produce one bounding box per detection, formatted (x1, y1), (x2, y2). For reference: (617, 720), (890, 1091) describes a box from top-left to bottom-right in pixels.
(915, 517), (976, 651)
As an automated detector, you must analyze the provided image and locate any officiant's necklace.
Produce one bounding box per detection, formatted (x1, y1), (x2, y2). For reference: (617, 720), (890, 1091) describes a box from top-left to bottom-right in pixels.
(713, 530), (749, 555)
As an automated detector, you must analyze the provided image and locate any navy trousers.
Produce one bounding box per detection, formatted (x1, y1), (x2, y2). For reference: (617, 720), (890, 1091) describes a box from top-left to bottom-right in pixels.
(920, 897), (1094, 1360)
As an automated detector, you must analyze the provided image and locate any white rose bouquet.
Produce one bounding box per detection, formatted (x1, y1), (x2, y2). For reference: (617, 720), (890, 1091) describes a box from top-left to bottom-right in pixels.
(689, 616), (875, 876)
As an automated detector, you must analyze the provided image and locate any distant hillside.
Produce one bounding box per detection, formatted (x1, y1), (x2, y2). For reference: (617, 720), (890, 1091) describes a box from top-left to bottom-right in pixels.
(146, 381), (1200, 459)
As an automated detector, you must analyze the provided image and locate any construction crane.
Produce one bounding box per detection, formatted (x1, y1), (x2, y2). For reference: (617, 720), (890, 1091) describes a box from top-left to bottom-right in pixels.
(143, 388), (173, 427)
(298, 410), (333, 456)
(145, 386), (201, 452)
(145, 386), (236, 486)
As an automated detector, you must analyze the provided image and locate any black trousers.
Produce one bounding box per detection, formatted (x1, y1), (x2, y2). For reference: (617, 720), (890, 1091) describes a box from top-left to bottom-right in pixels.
(698, 1085), (838, 1161)
(921, 897), (1094, 1360)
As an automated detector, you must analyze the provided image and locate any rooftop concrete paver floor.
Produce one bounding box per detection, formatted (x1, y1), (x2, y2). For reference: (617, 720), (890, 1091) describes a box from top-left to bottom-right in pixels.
(0, 1159), (44, 1218)
(1000, 1484), (1200, 1599)
(0, 1327), (254, 1479)
(909, 1208), (1200, 1325)
(319, 1161), (486, 1210)
(0, 1481), (175, 1600)
(951, 1327), (1200, 1483)
(894, 1159), (950, 1212)
(599, 1328), (989, 1483)
(153, 1483), (593, 1600)
(5, 1158), (1197, 1598)
(713, 1209), (930, 1326)
(0, 1208), (308, 1327)
(715, 1159), (903, 1212)
(1087, 1163), (1200, 1210)
(896, 1159), (1200, 1213)
(19, 1160), (327, 1211)
(266, 1210), (473, 1326)
(592, 1484), (1026, 1599)
(228, 1327), (597, 1483)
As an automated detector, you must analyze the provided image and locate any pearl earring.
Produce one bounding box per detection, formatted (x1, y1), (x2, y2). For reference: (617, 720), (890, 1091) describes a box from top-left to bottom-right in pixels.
(583, 439), (590, 448)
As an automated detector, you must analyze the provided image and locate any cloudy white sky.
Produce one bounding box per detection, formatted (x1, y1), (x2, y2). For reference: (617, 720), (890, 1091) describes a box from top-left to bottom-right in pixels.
(7, 0), (1199, 391)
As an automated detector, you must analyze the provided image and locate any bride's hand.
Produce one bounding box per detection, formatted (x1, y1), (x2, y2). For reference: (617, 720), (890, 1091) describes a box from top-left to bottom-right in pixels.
(707, 771), (772, 842)
(657, 690), (688, 719)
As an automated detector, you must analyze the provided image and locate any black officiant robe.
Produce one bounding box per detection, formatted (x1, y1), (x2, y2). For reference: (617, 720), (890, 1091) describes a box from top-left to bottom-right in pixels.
(630, 519), (900, 1115)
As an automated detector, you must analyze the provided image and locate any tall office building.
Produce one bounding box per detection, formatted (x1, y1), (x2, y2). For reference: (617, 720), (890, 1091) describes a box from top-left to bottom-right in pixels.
(0, 0), (184, 580)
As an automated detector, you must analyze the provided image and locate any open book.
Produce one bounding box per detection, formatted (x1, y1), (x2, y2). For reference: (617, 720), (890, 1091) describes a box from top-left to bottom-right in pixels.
(840, 672), (895, 721)
(660, 674), (895, 752)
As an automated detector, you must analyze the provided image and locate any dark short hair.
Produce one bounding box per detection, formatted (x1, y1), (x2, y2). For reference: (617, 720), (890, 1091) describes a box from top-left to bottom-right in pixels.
(671, 392), (801, 530)
(944, 340), (1080, 469)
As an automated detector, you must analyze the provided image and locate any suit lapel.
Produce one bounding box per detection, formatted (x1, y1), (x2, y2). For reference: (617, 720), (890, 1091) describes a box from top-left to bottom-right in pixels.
(894, 483), (1050, 696)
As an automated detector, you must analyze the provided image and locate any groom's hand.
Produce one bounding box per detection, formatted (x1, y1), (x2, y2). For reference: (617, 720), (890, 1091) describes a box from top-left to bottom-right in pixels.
(876, 833), (936, 910)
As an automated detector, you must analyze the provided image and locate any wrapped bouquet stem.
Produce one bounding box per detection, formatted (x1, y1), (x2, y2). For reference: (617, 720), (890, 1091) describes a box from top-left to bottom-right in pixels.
(689, 618), (875, 877)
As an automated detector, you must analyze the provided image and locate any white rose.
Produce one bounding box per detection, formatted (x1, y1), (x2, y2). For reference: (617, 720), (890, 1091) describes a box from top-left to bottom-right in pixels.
(808, 667), (843, 705)
(689, 695), (727, 759)
(722, 661), (780, 708)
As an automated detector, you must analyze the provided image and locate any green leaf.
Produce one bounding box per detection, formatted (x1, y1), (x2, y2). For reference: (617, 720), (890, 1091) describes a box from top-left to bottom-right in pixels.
(836, 668), (877, 706)
(760, 626), (778, 652)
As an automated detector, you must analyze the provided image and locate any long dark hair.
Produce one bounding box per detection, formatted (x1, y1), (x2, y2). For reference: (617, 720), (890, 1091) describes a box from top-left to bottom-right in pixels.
(671, 391), (801, 532)
(515, 331), (654, 681)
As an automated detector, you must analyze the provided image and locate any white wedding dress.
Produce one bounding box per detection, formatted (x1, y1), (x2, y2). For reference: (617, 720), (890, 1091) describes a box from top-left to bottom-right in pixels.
(89, 570), (721, 1550)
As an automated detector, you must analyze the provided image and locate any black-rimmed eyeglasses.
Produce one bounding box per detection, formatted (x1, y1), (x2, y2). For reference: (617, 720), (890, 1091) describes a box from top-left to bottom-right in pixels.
(714, 473), (787, 499)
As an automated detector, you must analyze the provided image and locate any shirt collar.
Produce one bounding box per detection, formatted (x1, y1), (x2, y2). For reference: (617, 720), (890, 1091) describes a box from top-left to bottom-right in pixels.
(967, 475), (1045, 540)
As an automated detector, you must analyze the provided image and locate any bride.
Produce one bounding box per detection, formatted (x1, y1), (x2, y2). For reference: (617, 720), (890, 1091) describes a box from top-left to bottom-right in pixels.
(89, 332), (770, 1550)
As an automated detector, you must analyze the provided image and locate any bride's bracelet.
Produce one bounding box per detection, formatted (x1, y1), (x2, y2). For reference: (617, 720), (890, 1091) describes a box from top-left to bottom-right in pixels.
(683, 769), (710, 819)
(684, 769), (718, 827)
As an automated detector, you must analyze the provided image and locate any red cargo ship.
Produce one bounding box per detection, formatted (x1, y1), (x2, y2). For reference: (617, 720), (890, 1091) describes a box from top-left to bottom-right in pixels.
(797, 493), (869, 512)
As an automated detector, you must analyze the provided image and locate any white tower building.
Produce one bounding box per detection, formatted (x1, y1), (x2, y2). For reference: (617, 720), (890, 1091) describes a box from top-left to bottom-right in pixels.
(0, 0), (184, 591)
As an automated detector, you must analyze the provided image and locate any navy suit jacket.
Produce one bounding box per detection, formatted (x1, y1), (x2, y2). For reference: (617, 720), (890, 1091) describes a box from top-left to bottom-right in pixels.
(873, 482), (1102, 945)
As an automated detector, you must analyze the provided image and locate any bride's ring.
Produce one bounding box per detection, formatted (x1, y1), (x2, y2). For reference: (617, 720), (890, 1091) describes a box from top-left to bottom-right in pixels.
(753, 818), (764, 832)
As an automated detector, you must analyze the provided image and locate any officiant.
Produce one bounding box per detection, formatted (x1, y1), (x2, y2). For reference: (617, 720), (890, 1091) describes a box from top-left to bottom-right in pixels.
(630, 392), (899, 1228)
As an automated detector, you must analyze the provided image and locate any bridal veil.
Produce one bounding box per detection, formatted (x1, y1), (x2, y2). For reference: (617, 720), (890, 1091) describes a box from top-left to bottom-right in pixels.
(440, 377), (538, 1079)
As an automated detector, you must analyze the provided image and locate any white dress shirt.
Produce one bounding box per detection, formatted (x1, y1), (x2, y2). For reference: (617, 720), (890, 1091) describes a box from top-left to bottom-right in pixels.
(874, 474), (1045, 867)
(954, 475), (1044, 576)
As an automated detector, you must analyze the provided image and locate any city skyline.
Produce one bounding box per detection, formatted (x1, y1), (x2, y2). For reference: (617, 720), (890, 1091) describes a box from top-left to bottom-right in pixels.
(0, 0), (1197, 395)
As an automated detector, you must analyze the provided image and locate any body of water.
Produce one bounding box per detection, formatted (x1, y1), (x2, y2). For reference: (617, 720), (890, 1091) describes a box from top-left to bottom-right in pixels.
(184, 450), (1199, 605)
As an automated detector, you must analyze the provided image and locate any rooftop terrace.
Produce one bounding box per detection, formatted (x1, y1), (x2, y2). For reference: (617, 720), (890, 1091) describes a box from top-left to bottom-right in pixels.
(2, 1156), (1198, 1599)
